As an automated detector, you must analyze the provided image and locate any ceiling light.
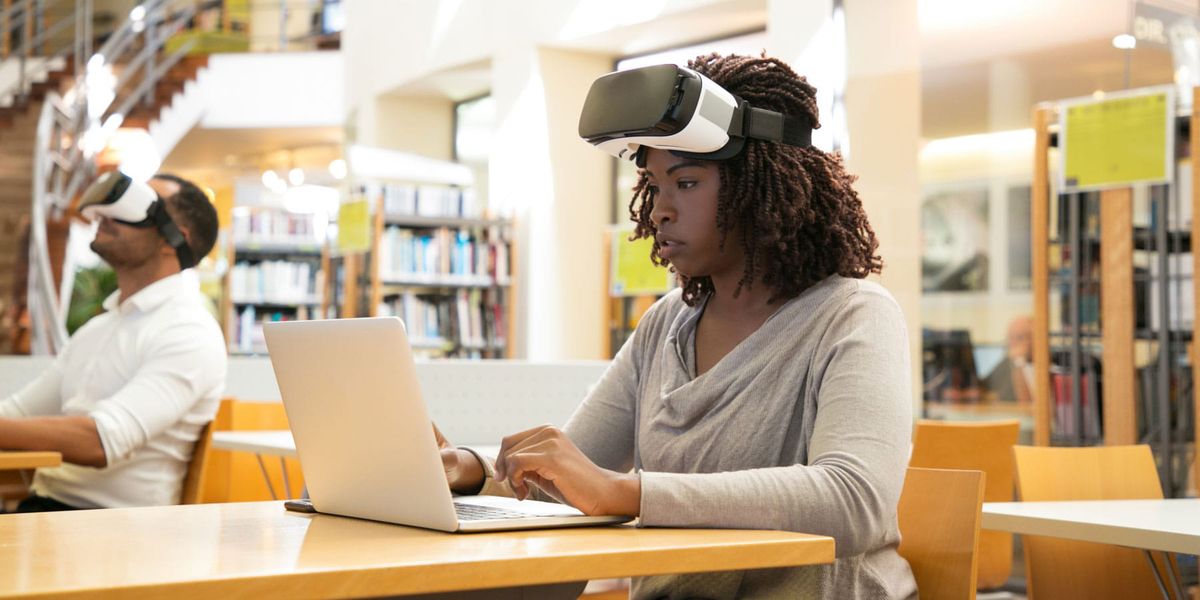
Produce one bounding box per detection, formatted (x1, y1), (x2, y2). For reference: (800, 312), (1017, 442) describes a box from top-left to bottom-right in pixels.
(129, 5), (145, 22)
(328, 158), (347, 180)
(1112, 34), (1136, 50)
(262, 169), (281, 188)
(288, 168), (305, 186)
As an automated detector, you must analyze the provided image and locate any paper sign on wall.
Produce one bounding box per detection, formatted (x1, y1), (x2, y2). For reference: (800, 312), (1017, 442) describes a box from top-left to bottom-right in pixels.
(610, 225), (673, 297)
(337, 199), (371, 253)
(1060, 87), (1174, 192)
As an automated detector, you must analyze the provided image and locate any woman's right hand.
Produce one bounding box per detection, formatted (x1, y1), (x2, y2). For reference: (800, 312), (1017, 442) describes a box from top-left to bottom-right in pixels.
(433, 422), (485, 494)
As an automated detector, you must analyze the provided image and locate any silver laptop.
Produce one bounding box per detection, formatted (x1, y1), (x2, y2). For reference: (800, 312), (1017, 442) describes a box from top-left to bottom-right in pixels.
(263, 316), (630, 532)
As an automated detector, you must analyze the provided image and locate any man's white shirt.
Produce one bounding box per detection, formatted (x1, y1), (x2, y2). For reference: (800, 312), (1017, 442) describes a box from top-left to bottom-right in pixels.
(0, 273), (227, 508)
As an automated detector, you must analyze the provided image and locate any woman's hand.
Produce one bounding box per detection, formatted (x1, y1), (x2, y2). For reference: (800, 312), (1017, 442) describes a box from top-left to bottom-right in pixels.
(433, 422), (485, 494)
(494, 425), (640, 517)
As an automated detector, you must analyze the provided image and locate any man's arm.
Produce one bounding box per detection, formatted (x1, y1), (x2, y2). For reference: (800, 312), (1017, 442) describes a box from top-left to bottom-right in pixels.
(0, 415), (106, 467)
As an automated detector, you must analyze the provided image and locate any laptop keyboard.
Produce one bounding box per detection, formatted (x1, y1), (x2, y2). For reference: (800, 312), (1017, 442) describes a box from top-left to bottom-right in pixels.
(454, 502), (535, 521)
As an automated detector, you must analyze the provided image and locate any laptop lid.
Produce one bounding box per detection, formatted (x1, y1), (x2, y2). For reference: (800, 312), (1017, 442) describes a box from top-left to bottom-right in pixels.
(264, 317), (460, 531)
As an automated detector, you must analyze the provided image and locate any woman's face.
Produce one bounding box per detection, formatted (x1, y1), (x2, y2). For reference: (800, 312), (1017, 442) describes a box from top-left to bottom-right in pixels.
(643, 147), (744, 280)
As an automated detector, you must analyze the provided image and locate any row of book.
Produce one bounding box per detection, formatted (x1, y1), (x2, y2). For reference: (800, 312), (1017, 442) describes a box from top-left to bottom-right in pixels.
(1050, 370), (1102, 440)
(378, 226), (510, 284)
(230, 305), (316, 354)
(376, 289), (507, 354)
(231, 210), (325, 247)
(354, 183), (481, 219)
(229, 261), (323, 305)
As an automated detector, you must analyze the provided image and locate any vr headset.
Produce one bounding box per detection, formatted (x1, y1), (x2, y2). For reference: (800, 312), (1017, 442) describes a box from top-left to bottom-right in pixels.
(578, 64), (813, 165)
(78, 171), (197, 269)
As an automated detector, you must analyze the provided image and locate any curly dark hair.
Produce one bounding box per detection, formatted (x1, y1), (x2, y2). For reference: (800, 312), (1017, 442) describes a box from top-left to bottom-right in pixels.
(628, 53), (883, 305)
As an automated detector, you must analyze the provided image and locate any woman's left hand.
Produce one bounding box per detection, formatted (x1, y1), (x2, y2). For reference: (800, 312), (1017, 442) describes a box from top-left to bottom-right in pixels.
(494, 425), (640, 517)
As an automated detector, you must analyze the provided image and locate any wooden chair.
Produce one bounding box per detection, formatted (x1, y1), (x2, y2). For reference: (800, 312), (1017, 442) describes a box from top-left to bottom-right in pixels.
(179, 421), (213, 504)
(897, 466), (986, 600)
(909, 419), (1020, 590)
(204, 398), (305, 502)
(1013, 444), (1181, 600)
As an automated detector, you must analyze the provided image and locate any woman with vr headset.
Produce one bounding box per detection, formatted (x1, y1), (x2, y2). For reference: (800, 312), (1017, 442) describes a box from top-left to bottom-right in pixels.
(440, 53), (917, 599)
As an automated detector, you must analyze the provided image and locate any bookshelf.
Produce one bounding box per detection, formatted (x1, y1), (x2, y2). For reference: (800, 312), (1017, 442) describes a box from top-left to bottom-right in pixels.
(1031, 88), (1199, 498)
(225, 207), (328, 355)
(336, 180), (514, 359)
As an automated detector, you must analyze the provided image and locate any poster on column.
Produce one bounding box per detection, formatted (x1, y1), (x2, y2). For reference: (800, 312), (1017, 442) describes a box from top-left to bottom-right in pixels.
(609, 224), (674, 297)
(1059, 85), (1174, 192)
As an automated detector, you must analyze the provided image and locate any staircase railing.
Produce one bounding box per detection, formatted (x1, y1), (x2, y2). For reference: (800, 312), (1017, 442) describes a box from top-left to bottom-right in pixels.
(17, 0), (198, 353)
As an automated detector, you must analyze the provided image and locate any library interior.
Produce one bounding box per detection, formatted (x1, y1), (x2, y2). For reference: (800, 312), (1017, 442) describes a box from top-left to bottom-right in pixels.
(0, 1), (1198, 599)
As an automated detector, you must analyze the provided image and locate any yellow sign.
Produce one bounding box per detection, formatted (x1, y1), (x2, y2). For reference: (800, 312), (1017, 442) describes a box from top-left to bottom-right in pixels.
(610, 225), (673, 297)
(1061, 88), (1173, 191)
(337, 199), (371, 253)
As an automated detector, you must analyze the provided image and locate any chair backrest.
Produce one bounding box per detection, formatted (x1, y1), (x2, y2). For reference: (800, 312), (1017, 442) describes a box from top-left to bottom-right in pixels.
(909, 419), (1020, 589)
(180, 421), (213, 504)
(897, 467), (986, 600)
(1012, 445), (1174, 600)
(204, 398), (306, 502)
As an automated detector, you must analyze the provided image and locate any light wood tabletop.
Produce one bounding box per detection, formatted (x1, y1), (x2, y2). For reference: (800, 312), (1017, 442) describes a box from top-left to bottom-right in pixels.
(0, 451), (61, 470)
(0, 501), (835, 599)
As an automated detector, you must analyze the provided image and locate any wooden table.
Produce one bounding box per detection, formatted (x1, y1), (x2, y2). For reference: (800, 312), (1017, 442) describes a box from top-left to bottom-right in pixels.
(983, 499), (1200, 599)
(0, 451), (60, 470)
(0, 501), (835, 599)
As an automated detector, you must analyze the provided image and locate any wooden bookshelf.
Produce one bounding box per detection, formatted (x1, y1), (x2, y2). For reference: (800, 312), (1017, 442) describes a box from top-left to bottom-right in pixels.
(1031, 88), (1199, 497)
(223, 208), (328, 355)
(336, 180), (515, 359)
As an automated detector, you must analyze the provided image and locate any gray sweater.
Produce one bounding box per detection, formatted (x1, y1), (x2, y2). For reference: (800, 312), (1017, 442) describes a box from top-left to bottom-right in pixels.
(483, 276), (918, 599)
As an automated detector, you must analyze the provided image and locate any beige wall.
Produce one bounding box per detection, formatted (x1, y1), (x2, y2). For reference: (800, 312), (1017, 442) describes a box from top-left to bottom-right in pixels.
(769, 0), (922, 411)
(359, 95), (455, 160)
(343, 0), (924, 369)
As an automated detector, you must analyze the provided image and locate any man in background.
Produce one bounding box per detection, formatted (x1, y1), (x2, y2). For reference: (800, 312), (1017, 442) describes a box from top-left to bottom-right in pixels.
(0, 173), (226, 511)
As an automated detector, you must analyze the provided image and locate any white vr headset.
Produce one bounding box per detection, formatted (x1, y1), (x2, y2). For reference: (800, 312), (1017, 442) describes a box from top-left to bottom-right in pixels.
(78, 171), (197, 269)
(578, 64), (812, 165)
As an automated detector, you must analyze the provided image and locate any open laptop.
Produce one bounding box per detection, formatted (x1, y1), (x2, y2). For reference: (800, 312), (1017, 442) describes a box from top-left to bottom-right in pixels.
(263, 316), (630, 532)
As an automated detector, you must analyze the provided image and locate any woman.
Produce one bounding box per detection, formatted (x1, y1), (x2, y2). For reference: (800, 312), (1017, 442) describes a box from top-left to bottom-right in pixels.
(441, 53), (917, 599)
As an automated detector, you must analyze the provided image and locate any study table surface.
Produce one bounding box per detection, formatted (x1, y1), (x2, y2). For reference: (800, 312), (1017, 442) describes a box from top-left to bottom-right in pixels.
(982, 498), (1200, 554)
(211, 429), (502, 461)
(0, 500), (836, 599)
(0, 451), (61, 470)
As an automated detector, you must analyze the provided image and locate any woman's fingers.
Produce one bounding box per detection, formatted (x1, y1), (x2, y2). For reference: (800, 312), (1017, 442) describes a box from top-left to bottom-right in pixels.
(431, 422), (451, 450)
(495, 425), (558, 479)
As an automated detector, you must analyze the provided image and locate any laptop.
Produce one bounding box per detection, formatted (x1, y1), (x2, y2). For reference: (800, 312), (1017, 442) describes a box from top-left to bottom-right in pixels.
(263, 316), (631, 532)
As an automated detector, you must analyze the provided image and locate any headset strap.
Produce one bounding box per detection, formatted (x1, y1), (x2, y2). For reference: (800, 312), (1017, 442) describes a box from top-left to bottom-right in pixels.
(729, 101), (813, 148)
(148, 201), (196, 269)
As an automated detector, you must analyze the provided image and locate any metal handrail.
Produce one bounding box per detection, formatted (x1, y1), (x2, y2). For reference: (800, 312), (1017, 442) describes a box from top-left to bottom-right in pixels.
(18, 0), (204, 353)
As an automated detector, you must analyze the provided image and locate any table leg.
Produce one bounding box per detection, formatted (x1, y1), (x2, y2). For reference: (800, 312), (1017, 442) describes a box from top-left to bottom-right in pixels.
(279, 456), (292, 499)
(254, 453), (279, 501)
(1161, 551), (1187, 600)
(1143, 550), (1172, 600)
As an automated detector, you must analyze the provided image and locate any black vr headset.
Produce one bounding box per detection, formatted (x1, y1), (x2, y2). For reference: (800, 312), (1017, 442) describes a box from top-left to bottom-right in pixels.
(578, 64), (813, 165)
(78, 171), (197, 270)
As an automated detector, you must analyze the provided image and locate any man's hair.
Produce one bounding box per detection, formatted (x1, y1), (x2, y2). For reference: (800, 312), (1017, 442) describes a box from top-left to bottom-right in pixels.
(628, 52), (883, 306)
(152, 173), (219, 262)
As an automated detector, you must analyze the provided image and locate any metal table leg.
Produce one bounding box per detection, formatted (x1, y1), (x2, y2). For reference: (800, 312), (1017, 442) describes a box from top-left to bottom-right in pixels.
(254, 453), (279, 501)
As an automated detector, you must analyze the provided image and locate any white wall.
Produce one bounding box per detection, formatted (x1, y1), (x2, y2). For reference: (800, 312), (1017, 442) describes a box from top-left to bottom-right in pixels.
(199, 52), (344, 128)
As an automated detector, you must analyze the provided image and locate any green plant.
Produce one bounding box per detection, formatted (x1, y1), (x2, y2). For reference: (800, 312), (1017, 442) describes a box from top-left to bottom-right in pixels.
(67, 266), (118, 334)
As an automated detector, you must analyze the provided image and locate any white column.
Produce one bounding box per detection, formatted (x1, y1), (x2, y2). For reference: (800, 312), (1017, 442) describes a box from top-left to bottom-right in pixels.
(490, 45), (614, 360)
(770, 0), (923, 413)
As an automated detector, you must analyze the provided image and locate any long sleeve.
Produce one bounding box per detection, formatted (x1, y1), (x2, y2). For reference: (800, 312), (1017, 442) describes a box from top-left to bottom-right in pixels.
(89, 321), (227, 465)
(561, 320), (642, 473)
(637, 288), (913, 558)
(0, 358), (65, 418)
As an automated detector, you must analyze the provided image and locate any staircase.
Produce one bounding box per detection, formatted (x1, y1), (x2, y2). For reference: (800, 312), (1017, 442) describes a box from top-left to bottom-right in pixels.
(0, 0), (207, 353)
